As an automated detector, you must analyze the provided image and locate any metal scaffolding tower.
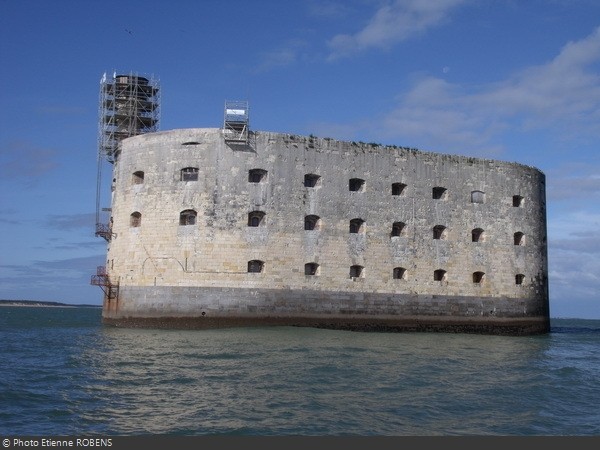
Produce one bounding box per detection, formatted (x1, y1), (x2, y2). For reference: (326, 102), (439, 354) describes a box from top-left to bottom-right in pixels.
(93, 71), (158, 300)
(222, 100), (249, 144)
(98, 72), (160, 163)
(95, 71), (160, 243)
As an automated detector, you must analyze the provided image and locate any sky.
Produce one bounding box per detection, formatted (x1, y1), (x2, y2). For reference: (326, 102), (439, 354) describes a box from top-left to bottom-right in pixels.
(1, 0), (599, 319)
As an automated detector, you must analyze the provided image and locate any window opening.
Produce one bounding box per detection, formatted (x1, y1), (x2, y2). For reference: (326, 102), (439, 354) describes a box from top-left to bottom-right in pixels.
(305, 215), (321, 231)
(515, 274), (525, 285)
(248, 260), (264, 273)
(513, 195), (524, 207)
(248, 169), (267, 183)
(179, 209), (197, 226)
(305, 263), (319, 276)
(434, 269), (447, 281)
(349, 178), (365, 192)
(350, 265), (364, 278)
(433, 187), (447, 200)
(471, 190), (485, 204)
(393, 267), (406, 280)
(132, 171), (144, 184)
(304, 173), (321, 188)
(433, 225), (447, 240)
(181, 167), (199, 182)
(391, 221), (406, 237)
(514, 232), (525, 246)
(248, 211), (266, 227)
(473, 271), (485, 283)
(130, 212), (141, 227)
(472, 228), (485, 242)
(349, 218), (365, 234)
(392, 183), (407, 196)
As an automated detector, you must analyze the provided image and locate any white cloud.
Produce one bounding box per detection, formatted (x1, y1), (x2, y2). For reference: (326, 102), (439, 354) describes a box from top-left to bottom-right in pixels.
(476, 27), (600, 130)
(367, 26), (600, 156)
(327, 0), (467, 59)
(548, 211), (600, 241)
(547, 210), (600, 318)
(253, 39), (310, 73)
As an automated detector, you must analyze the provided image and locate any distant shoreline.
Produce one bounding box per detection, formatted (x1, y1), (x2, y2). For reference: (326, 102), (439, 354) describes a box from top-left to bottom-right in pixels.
(0, 299), (101, 308)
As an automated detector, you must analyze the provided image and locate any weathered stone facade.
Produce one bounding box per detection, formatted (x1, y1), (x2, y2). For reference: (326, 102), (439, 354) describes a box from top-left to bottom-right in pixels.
(101, 128), (550, 335)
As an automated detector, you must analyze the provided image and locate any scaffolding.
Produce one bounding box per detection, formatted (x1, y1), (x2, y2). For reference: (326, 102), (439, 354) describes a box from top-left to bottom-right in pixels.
(95, 71), (160, 241)
(222, 100), (249, 144)
(98, 72), (160, 162)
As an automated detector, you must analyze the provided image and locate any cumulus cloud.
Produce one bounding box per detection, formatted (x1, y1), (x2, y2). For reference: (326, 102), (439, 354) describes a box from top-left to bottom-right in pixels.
(476, 27), (600, 131)
(327, 0), (466, 59)
(373, 26), (600, 155)
(547, 210), (600, 317)
(254, 39), (309, 73)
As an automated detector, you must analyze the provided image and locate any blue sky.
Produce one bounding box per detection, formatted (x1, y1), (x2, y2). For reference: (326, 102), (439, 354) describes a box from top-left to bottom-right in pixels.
(1, 0), (599, 319)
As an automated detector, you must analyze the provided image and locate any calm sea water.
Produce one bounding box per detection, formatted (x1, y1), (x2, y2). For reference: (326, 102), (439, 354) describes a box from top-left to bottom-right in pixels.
(0, 306), (598, 436)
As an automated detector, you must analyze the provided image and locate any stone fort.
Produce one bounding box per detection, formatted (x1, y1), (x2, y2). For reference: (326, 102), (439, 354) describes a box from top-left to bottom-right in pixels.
(93, 74), (549, 335)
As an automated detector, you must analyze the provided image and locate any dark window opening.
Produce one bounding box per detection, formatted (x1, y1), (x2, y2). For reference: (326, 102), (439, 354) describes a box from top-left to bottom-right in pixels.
(513, 195), (524, 207)
(181, 141), (200, 146)
(433, 225), (447, 240)
(471, 190), (485, 204)
(248, 211), (266, 227)
(130, 212), (141, 227)
(515, 274), (525, 285)
(349, 178), (365, 192)
(433, 187), (447, 200)
(179, 209), (197, 226)
(304, 173), (321, 188)
(391, 221), (406, 237)
(248, 260), (264, 273)
(350, 265), (364, 278)
(473, 271), (485, 283)
(132, 171), (144, 184)
(514, 232), (525, 246)
(393, 267), (406, 280)
(392, 182), (407, 196)
(349, 218), (365, 234)
(305, 263), (319, 276)
(248, 169), (267, 183)
(305, 215), (321, 231)
(434, 269), (447, 281)
(181, 167), (199, 182)
(472, 228), (485, 242)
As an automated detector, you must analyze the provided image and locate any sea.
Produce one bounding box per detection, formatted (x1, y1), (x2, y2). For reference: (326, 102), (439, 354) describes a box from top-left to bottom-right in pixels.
(1, 306), (599, 437)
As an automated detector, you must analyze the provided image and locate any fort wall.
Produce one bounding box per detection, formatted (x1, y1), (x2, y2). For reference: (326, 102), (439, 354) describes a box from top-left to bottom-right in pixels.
(102, 128), (549, 334)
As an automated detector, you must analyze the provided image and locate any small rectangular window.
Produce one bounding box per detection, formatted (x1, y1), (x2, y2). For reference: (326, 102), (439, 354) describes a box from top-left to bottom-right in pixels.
(304, 174), (321, 187)
(471, 190), (485, 203)
(433, 187), (447, 200)
(513, 195), (524, 207)
(132, 171), (144, 184)
(349, 178), (365, 192)
(392, 183), (406, 196)
(181, 167), (199, 181)
(249, 169), (267, 183)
